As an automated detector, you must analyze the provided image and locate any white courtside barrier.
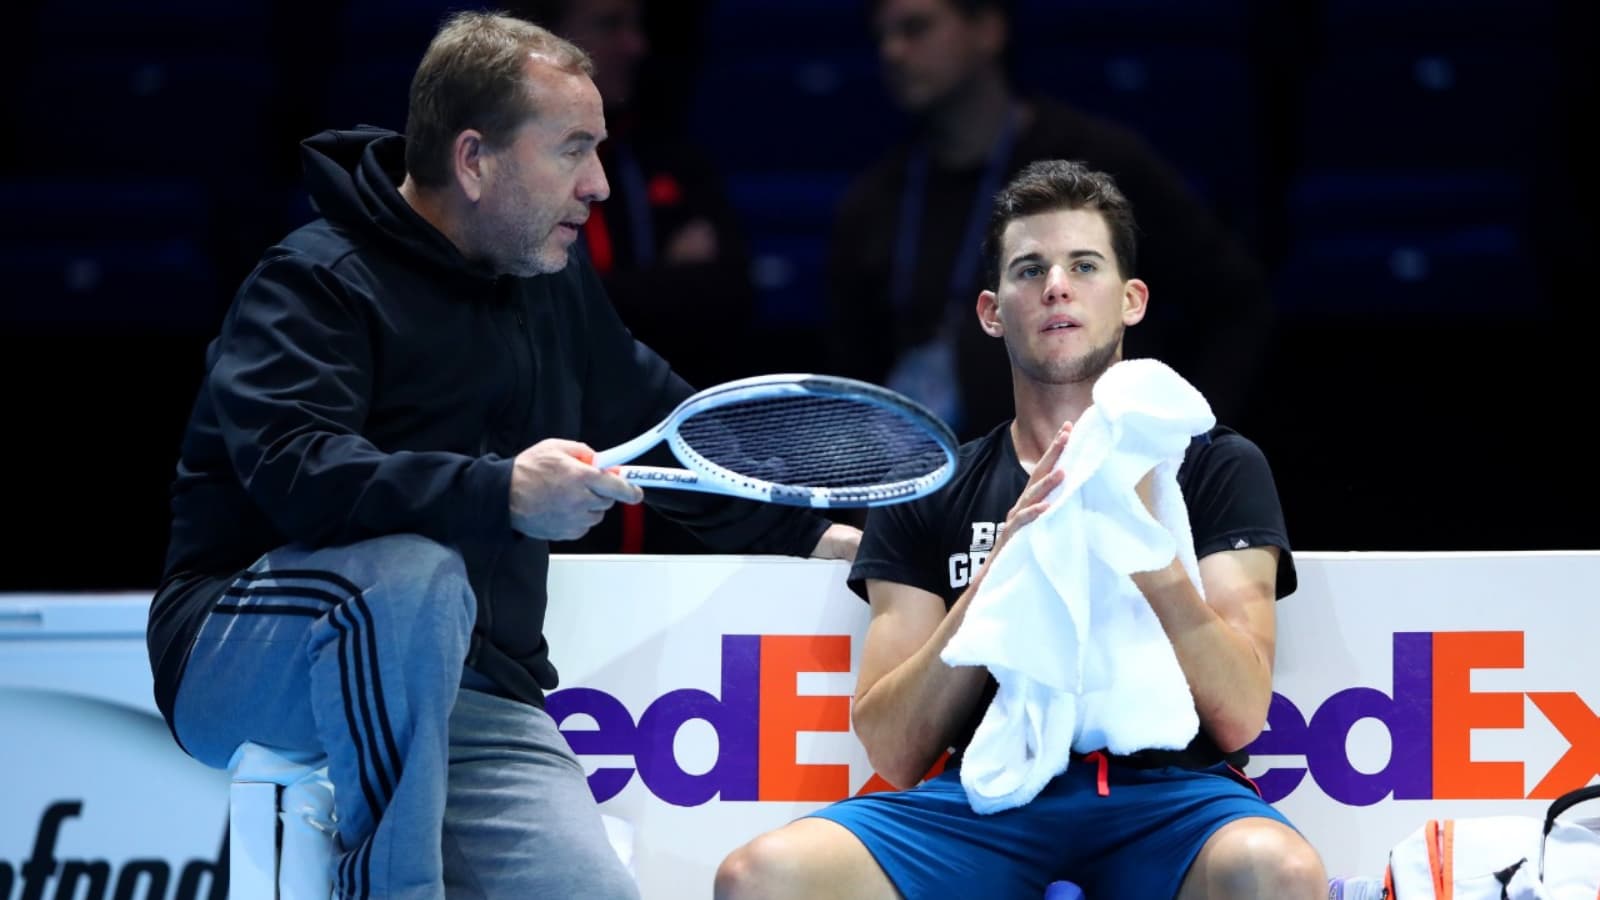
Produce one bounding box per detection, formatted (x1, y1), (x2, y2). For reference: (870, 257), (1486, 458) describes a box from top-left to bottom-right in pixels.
(2, 552), (1596, 898)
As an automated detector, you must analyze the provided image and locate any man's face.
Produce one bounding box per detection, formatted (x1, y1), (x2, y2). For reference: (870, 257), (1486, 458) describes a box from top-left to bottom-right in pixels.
(558, 0), (647, 107)
(873, 0), (1000, 112)
(470, 60), (610, 277)
(978, 207), (1148, 385)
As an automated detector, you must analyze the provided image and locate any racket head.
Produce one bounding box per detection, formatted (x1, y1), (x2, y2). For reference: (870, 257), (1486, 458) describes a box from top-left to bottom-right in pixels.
(657, 373), (959, 508)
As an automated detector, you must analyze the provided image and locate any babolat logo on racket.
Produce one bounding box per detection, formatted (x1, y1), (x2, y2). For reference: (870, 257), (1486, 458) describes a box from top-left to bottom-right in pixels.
(626, 468), (699, 485)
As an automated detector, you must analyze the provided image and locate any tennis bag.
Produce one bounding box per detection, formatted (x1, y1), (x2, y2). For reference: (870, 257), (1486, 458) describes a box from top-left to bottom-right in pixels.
(1385, 784), (1600, 899)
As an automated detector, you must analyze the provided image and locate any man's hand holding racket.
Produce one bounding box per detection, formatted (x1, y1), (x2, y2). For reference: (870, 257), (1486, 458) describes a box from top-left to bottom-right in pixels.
(510, 439), (643, 541)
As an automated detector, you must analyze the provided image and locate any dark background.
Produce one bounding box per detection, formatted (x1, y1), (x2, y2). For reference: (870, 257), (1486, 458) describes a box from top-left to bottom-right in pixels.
(2, 0), (1595, 592)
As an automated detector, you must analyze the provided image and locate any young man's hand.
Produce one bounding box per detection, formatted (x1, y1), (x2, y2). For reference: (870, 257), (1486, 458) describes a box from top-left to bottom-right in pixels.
(810, 523), (862, 561)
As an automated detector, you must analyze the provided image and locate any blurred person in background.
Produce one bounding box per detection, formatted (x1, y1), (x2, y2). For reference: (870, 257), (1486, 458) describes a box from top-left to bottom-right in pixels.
(825, 0), (1274, 442)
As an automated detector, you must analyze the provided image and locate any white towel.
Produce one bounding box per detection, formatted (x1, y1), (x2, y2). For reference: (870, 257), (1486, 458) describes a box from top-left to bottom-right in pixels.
(939, 358), (1215, 814)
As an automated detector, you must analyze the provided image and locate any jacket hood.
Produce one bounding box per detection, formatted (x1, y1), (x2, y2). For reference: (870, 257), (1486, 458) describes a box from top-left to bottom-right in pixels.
(300, 126), (492, 279)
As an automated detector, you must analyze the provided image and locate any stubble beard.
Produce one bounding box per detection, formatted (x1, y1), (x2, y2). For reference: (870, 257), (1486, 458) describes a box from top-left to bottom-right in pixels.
(478, 209), (563, 278)
(470, 165), (566, 278)
(1012, 323), (1124, 386)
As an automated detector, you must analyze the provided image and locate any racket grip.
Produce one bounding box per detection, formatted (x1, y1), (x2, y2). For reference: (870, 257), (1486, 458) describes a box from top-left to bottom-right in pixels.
(592, 429), (663, 470)
(574, 447), (621, 476)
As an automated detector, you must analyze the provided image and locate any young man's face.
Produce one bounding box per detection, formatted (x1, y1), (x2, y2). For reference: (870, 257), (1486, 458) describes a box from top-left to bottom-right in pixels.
(470, 59), (610, 277)
(977, 207), (1148, 385)
(873, 0), (1002, 112)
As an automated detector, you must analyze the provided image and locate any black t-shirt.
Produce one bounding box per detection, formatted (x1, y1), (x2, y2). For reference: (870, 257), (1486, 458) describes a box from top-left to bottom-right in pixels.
(847, 421), (1297, 767)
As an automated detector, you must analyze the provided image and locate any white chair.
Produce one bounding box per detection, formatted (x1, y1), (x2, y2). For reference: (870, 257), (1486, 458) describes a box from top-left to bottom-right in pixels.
(228, 742), (338, 900)
(228, 741), (639, 898)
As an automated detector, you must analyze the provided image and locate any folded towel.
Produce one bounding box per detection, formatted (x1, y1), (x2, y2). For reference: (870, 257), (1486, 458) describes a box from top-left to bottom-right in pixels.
(939, 358), (1215, 813)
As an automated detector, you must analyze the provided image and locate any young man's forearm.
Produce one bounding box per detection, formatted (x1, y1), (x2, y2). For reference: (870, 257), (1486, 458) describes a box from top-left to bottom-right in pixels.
(852, 586), (991, 788)
(1133, 560), (1273, 751)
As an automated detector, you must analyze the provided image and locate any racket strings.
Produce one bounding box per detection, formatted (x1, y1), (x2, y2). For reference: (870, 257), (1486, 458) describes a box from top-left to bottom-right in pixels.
(677, 395), (949, 488)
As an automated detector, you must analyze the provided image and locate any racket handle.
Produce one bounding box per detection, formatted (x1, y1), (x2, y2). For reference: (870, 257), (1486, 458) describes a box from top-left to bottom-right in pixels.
(592, 429), (664, 470)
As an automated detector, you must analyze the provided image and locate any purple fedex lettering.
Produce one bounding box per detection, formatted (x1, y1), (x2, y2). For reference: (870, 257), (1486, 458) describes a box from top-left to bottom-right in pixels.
(1249, 633), (1434, 805)
(545, 687), (638, 802)
(1248, 694), (1310, 801)
(546, 635), (760, 806)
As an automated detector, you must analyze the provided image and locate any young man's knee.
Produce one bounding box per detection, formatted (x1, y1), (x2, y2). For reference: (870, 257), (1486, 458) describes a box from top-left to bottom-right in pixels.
(1214, 824), (1327, 898)
(715, 832), (802, 900)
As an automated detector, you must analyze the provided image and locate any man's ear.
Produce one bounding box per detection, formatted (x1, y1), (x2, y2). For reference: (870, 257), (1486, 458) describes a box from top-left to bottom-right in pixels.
(977, 290), (1004, 337)
(454, 130), (487, 203)
(1122, 278), (1149, 326)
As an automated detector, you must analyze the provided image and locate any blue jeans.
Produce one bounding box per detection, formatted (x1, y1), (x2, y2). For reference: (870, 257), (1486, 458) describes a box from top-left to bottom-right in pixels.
(174, 534), (636, 900)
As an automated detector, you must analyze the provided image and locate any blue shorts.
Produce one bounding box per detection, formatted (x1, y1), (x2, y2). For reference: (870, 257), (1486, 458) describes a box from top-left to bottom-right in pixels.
(805, 756), (1293, 899)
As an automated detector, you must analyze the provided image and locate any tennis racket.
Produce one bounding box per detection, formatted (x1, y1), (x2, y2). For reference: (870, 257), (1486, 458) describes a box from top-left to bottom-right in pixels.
(591, 374), (959, 508)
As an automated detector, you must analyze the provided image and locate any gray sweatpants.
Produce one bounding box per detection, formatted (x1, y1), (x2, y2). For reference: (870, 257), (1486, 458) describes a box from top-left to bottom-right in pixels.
(173, 534), (638, 900)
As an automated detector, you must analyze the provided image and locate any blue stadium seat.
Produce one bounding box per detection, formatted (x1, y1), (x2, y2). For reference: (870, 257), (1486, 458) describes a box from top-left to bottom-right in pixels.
(687, 52), (904, 173)
(1274, 225), (1535, 319)
(1275, 168), (1541, 319)
(1295, 47), (1560, 171)
(19, 55), (278, 180)
(0, 179), (211, 244)
(1013, 0), (1251, 46)
(701, 0), (873, 55)
(1, 239), (221, 333)
(1013, 44), (1259, 214)
(723, 171), (852, 235)
(1286, 171), (1528, 239)
(335, 0), (465, 65)
(1319, 0), (1559, 44)
(746, 233), (829, 330)
(321, 58), (418, 134)
(0, 177), (221, 334)
(723, 172), (854, 331)
(32, 0), (277, 56)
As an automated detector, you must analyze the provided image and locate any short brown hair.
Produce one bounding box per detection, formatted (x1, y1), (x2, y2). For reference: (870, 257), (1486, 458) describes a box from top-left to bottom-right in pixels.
(982, 159), (1139, 290)
(404, 11), (594, 188)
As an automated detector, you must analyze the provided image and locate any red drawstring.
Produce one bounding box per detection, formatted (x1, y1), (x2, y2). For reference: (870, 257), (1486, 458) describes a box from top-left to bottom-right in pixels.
(1083, 750), (1110, 797)
(1227, 763), (1264, 798)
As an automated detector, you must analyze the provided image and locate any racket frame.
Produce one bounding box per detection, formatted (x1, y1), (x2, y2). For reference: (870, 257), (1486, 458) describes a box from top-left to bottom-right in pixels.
(591, 374), (957, 508)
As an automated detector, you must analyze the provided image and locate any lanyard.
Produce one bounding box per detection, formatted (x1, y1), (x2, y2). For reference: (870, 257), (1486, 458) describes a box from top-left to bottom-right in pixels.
(890, 104), (1022, 314)
(612, 142), (655, 268)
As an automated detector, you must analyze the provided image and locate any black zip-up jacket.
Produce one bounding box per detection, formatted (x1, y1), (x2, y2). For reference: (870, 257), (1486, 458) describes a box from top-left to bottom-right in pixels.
(146, 127), (828, 742)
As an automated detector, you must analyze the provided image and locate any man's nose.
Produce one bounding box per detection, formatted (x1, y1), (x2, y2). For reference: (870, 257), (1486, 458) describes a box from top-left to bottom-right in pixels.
(580, 158), (610, 204)
(1043, 265), (1070, 302)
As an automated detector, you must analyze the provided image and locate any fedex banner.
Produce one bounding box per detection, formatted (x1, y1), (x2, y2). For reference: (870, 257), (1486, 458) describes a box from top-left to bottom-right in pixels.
(3, 552), (1598, 899)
